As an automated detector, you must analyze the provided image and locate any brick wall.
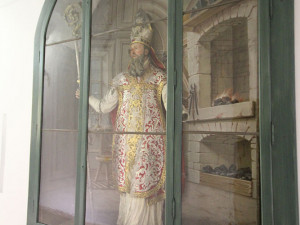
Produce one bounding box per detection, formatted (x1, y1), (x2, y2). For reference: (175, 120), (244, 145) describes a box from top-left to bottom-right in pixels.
(233, 19), (249, 100)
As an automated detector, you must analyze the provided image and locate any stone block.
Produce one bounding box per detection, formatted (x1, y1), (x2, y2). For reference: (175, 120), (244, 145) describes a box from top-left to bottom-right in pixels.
(186, 152), (192, 161)
(189, 141), (200, 153)
(194, 25), (205, 36)
(249, 73), (258, 91)
(216, 11), (224, 24)
(247, 14), (258, 44)
(189, 101), (255, 121)
(202, 19), (213, 33)
(183, 136), (189, 146)
(198, 44), (211, 73)
(213, 122), (221, 132)
(245, 4), (257, 18)
(236, 122), (250, 133)
(187, 54), (200, 76)
(252, 179), (258, 198)
(187, 169), (200, 183)
(223, 121), (233, 132)
(230, 4), (240, 19)
(251, 161), (257, 179)
(187, 32), (201, 46)
(187, 162), (193, 169)
(194, 162), (201, 171)
(191, 152), (200, 163)
(238, 3), (248, 18)
(188, 134), (198, 141)
(248, 120), (257, 132)
(222, 8), (231, 21)
(249, 88), (258, 101)
(212, 15), (219, 27)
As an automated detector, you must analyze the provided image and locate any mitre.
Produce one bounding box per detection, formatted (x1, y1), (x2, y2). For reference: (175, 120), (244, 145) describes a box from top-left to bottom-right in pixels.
(130, 9), (166, 70)
(130, 9), (153, 48)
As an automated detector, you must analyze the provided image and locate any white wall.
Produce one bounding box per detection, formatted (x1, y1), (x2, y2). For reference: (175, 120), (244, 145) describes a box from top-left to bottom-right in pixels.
(0, 0), (299, 224)
(0, 0), (44, 224)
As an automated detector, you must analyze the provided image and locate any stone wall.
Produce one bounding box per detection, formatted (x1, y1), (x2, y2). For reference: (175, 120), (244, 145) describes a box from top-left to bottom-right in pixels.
(184, 119), (259, 198)
(185, 0), (258, 108)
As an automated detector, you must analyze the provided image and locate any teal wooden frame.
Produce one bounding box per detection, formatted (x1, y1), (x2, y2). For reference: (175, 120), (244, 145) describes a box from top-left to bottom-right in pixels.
(268, 1), (298, 224)
(27, 0), (298, 225)
(27, 0), (57, 224)
(168, 1), (183, 225)
(259, 0), (298, 224)
(74, 0), (91, 224)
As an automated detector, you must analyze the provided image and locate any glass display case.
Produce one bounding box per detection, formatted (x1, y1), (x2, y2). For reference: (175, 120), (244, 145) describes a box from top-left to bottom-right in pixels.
(27, 0), (298, 225)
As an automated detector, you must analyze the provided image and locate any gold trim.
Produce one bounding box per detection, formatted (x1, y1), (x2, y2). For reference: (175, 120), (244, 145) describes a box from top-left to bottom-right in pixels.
(157, 80), (167, 128)
(131, 40), (151, 48)
(147, 192), (166, 206)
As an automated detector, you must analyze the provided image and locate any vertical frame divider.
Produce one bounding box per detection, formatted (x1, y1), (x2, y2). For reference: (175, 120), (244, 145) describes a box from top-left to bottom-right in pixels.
(27, 0), (57, 224)
(166, 1), (183, 224)
(259, 0), (273, 224)
(269, 0), (298, 224)
(74, 0), (92, 224)
(166, 0), (176, 224)
(174, 1), (183, 225)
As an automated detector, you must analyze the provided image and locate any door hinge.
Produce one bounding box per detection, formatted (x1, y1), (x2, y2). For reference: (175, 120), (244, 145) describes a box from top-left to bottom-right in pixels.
(172, 197), (176, 220)
(271, 122), (275, 145)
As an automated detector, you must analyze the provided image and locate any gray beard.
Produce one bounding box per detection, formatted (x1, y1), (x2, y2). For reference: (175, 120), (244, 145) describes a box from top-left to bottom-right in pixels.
(128, 55), (150, 77)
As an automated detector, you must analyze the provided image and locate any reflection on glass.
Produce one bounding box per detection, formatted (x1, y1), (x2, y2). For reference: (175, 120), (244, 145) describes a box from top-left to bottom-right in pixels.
(182, 0), (259, 224)
(85, 1), (168, 225)
(46, 0), (82, 45)
(183, 0), (241, 15)
(38, 40), (81, 225)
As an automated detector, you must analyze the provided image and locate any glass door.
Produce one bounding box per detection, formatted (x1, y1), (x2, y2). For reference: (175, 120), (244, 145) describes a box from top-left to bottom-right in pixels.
(38, 1), (82, 224)
(181, 0), (260, 224)
(28, 0), (299, 224)
(84, 1), (168, 224)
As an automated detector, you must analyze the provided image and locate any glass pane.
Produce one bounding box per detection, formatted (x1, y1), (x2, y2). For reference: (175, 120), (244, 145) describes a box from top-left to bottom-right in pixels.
(38, 1), (82, 223)
(85, 1), (168, 224)
(46, 0), (82, 45)
(182, 0), (259, 224)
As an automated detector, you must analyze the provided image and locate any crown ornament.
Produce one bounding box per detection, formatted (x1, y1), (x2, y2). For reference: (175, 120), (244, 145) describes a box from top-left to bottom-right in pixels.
(130, 9), (153, 48)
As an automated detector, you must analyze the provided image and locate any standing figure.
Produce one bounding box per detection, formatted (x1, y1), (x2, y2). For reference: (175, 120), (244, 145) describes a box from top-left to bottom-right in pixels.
(87, 9), (167, 225)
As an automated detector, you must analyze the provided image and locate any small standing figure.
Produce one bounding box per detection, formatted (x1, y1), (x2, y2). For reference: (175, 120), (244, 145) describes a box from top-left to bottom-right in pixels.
(188, 83), (199, 120)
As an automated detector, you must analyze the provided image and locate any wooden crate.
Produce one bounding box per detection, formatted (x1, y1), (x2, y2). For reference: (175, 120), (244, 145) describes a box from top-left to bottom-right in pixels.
(200, 172), (252, 197)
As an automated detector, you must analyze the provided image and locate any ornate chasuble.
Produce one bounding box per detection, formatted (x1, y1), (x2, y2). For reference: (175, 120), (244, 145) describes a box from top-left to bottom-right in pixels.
(112, 67), (166, 200)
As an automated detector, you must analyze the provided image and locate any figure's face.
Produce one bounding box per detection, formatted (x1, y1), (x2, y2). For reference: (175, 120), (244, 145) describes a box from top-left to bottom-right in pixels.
(130, 43), (149, 58)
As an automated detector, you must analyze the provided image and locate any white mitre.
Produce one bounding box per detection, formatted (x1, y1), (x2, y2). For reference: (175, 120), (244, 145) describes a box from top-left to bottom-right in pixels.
(130, 8), (153, 48)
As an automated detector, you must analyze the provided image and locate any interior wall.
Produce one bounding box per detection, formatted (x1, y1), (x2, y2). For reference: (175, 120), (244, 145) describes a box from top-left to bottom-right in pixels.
(0, 0), (44, 224)
(0, 0), (299, 224)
